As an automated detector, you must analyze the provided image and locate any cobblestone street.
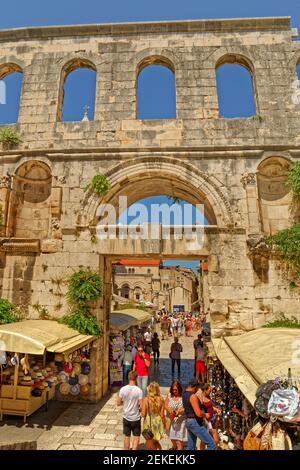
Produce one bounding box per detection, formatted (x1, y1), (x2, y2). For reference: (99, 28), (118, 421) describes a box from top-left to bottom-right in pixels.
(0, 330), (195, 450)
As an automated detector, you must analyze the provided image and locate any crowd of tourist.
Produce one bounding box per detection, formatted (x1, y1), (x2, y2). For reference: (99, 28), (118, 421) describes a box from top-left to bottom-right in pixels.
(117, 310), (219, 450)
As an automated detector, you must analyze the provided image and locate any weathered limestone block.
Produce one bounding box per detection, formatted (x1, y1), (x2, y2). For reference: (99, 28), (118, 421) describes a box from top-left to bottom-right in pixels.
(40, 239), (63, 253)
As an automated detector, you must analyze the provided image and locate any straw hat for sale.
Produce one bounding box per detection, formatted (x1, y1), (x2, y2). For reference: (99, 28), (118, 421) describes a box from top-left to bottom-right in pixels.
(70, 384), (80, 396)
(81, 362), (91, 375)
(80, 384), (90, 396)
(69, 374), (79, 386)
(73, 363), (81, 376)
(55, 353), (64, 362)
(58, 371), (68, 383)
(78, 374), (89, 386)
(60, 382), (70, 395)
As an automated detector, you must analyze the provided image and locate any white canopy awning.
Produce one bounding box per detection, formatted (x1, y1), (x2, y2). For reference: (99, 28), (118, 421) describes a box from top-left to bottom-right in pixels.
(0, 320), (95, 355)
(212, 328), (300, 406)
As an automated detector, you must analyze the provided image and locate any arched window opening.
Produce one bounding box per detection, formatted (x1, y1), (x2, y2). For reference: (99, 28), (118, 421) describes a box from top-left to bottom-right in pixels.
(0, 64), (23, 124)
(121, 284), (130, 299)
(216, 56), (256, 118)
(58, 60), (96, 122)
(137, 58), (176, 119)
(134, 287), (142, 301)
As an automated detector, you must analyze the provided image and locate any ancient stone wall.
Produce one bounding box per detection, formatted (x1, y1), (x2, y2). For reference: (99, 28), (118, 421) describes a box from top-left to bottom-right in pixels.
(0, 18), (300, 397)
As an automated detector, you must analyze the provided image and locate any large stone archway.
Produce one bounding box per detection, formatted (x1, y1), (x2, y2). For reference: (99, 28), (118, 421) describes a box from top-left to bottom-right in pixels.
(78, 156), (234, 229)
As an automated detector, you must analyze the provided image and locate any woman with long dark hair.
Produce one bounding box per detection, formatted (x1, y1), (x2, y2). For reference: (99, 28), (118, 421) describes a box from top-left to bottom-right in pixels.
(165, 380), (187, 450)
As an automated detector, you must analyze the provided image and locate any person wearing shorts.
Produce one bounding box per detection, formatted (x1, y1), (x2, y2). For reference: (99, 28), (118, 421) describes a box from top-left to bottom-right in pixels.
(117, 371), (143, 450)
(195, 344), (206, 384)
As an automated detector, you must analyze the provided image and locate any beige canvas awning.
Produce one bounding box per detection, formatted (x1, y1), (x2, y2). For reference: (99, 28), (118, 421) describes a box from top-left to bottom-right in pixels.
(212, 328), (300, 406)
(110, 309), (151, 332)
(0, 320), (95, 355)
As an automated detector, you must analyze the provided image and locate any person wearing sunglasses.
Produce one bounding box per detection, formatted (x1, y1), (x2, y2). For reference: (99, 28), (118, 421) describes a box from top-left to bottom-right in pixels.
(165, 380), (187, 450)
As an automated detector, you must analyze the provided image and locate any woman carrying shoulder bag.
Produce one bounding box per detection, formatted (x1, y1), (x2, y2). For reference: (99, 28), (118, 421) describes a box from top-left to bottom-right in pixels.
(141, 381), (165, 450)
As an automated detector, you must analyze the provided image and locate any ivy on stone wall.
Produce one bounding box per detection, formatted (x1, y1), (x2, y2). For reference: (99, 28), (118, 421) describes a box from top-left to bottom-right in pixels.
(267, 224), (300, 273)
(0, 128), (21, 147)
(0, 298), (20, 324)
(60, 308), (102, 336)
(60, 269), (103, 337)
(84, 174), (110, 196)
(67, 269), (103, 306)
(263, 313), (300, 329)
(287, 161), (300, 199)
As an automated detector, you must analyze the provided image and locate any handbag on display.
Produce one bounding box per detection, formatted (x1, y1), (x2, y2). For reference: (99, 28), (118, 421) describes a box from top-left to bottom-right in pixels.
(243, 421), (270, 451)
(268, 389), (299, 419)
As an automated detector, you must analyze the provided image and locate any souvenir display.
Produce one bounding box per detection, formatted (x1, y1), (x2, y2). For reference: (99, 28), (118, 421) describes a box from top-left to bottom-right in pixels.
(70, 384), (80, 396)
(80, 384), (90, 396)
(109, 334), (124, 387)
(55, 344), (92, 399)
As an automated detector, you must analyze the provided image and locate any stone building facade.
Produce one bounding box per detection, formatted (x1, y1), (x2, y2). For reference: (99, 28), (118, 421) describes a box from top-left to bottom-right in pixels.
(113, 259), (198, 311)
(0, 17), (300, 401)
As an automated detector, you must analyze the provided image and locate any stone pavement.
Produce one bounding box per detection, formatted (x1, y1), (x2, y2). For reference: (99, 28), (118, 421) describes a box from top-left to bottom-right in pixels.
(1, 329), (197, 450)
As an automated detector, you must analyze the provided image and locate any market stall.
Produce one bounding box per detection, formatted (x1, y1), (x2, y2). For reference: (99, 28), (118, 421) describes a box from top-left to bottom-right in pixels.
(109, 309), (152, 388)
(208, 328), (300, 450)
(0, 320), (96, 421)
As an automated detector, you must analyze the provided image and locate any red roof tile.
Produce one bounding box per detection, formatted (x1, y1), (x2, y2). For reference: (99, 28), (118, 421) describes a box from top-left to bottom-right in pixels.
(116, 259), (161, 266)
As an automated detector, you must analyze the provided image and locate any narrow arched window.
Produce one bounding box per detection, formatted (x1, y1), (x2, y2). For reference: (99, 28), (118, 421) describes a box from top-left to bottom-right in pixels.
(0, 64), (23, 124)
(137, 59), (176, 119)
(58, 59), (96, 122)
(216, 56), (256, 118)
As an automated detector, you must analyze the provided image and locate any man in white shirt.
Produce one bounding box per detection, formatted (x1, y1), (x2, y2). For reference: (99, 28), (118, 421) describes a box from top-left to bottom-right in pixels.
(143, 329), (152, 355)
(117, 370), (143, 450)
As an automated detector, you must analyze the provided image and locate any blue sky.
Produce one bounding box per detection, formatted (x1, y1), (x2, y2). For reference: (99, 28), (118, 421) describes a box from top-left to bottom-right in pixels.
(0, 0), (299, 29)
(1, 0), (299, 270)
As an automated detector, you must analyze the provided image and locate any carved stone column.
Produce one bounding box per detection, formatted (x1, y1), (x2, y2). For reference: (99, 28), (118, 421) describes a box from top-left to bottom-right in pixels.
(240, 172), (261, 235)
(0, 174), (12, 236)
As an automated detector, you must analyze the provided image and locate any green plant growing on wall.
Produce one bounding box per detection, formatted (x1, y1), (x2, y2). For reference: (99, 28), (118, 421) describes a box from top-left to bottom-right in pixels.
(67, 269), (103, 307)
(84, 174), (110, 196)
(32, 302), (51, 320)
(54, 302), (63, 311)
(60, 269), (103, 336)
(267, 224), (300, 273)
(289, 281), (297, 290)
(287, 161), (300, 199)
(59, 308), (102, 336)
(262, 312), (300, 329)
(0, 128), (22, 147)
(0, 298), (19, 324)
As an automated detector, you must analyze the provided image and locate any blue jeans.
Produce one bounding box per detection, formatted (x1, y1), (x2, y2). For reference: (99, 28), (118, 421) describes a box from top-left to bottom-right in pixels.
(137, 375), (148, 398)
(123, 364), (131, 385)
(185, 418), (216, 450)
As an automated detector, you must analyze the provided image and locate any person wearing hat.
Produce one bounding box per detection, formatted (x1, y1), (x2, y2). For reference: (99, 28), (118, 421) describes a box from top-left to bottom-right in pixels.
(182, 379), (216, 450)
(117, 370), (143, 451)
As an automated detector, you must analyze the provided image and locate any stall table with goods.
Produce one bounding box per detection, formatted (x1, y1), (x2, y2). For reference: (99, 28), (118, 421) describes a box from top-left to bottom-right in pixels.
(210, 328), (300, 450)
(0, 320), (95, 421)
